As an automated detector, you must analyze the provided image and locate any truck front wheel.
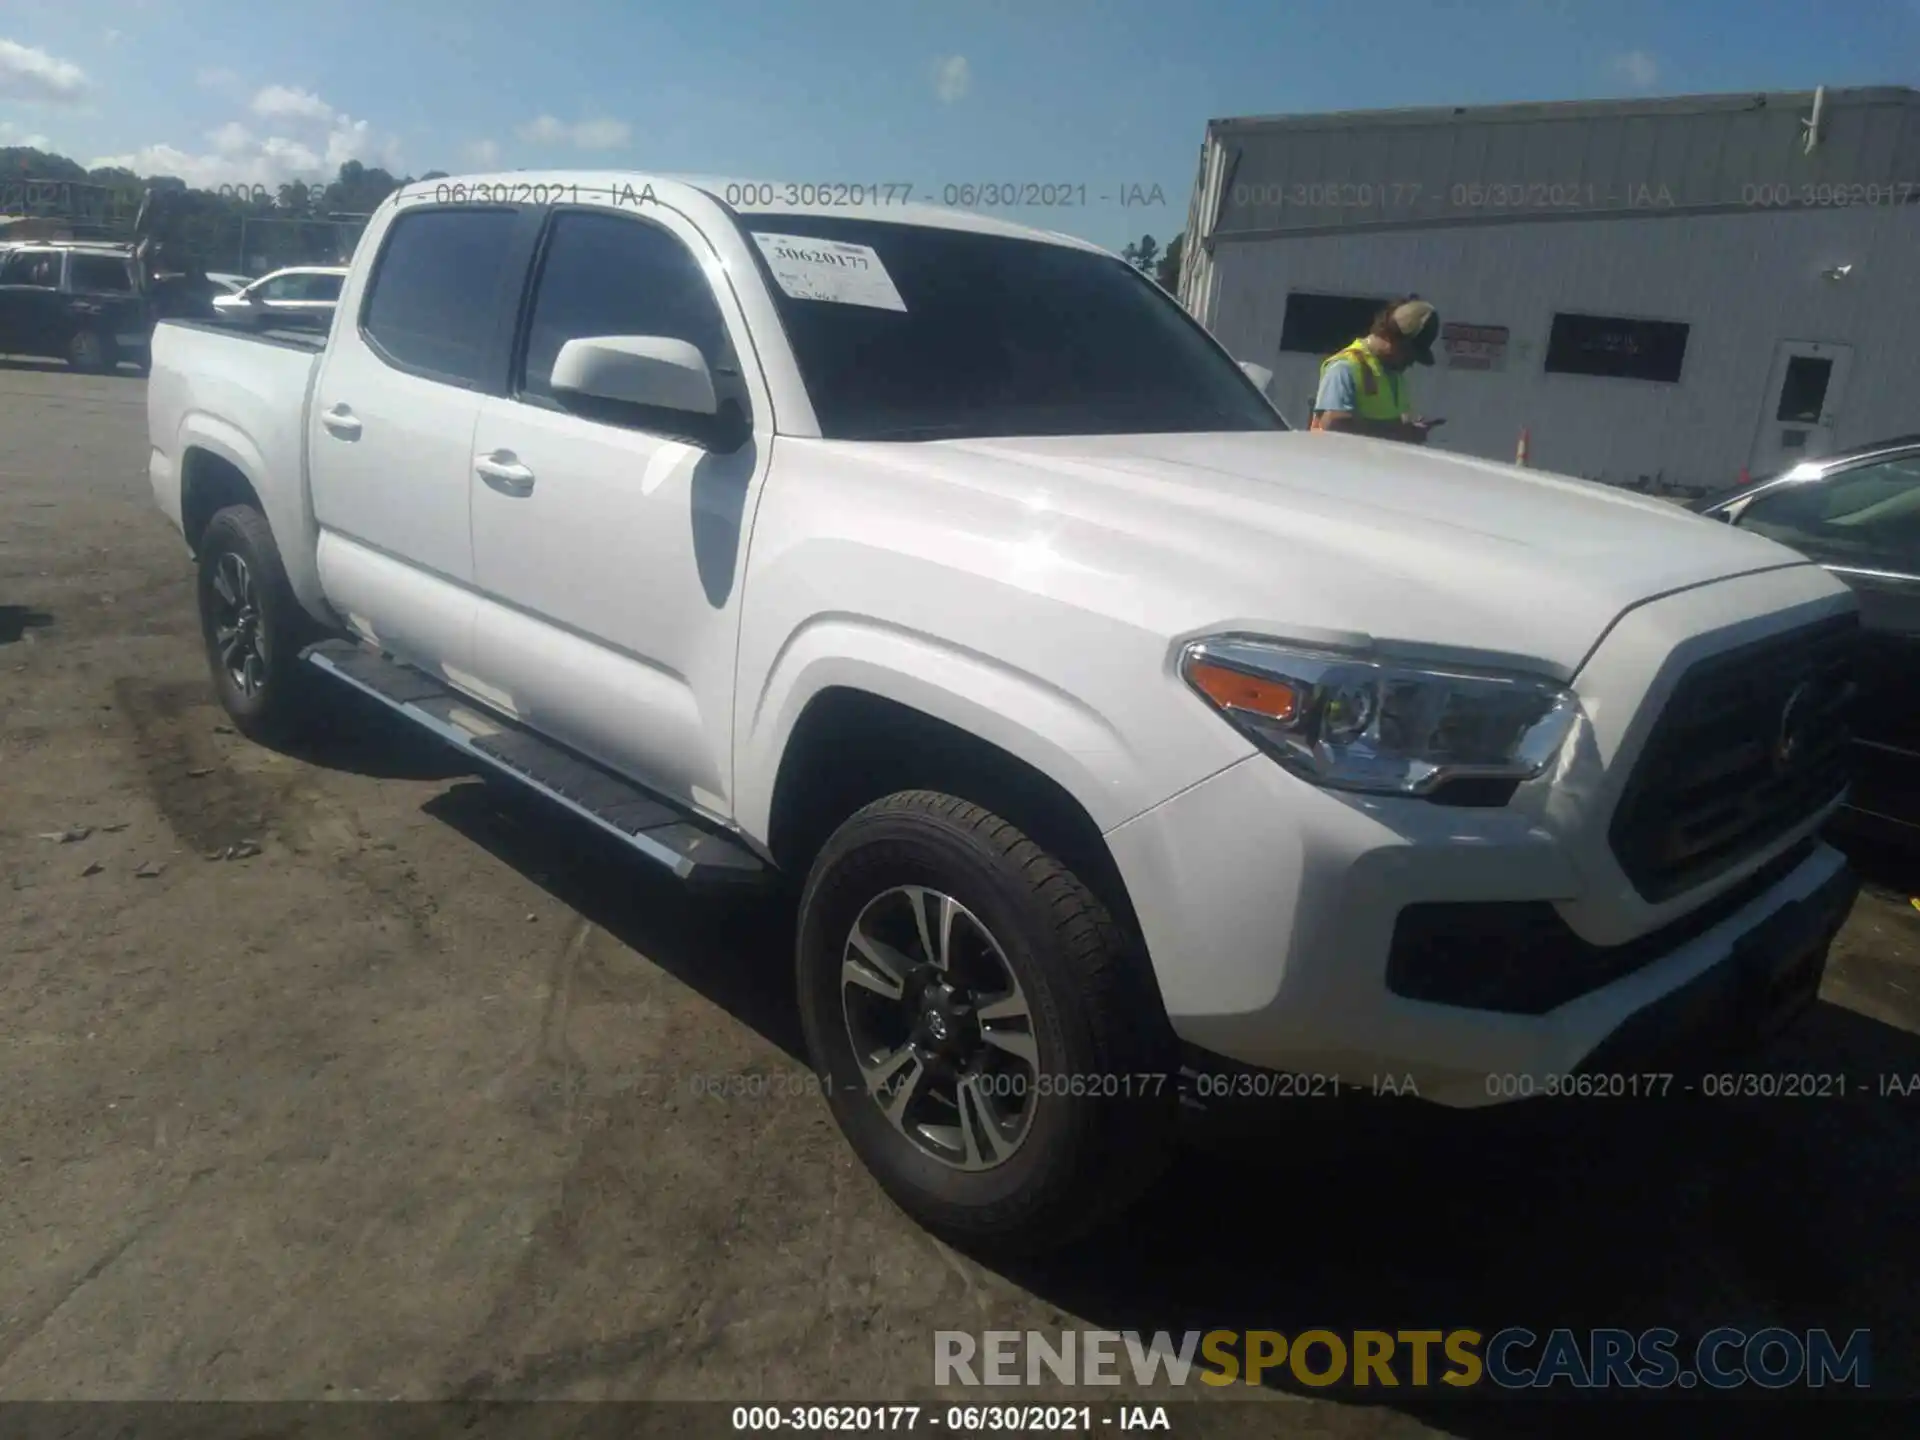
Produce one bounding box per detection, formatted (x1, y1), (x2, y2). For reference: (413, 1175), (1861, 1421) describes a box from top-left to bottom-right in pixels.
(796, 790), (1177, 1254)
(195, 506), (316, 743)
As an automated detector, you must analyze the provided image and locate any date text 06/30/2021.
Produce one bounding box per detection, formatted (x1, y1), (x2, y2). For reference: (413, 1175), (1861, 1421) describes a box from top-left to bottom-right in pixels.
(410, 181), (1170, 211)
(537, 1068), (1920, 1105)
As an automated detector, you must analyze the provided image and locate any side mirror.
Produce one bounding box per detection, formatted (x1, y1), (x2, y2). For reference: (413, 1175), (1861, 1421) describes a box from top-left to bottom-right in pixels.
(1239, 361), (1274, 394)
(552, 335), (718, 417)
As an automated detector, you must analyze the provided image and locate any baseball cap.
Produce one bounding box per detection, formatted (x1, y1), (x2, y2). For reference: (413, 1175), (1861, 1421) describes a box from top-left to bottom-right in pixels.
(1390, 300), (1440, 366)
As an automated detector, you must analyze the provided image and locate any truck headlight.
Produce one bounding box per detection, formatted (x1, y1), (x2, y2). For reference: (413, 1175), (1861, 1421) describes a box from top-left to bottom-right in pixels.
(1179, 636), (1579, 797)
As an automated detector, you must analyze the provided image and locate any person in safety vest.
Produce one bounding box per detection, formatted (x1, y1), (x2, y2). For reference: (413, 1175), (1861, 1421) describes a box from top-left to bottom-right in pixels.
(1308, 298), (1441, 444)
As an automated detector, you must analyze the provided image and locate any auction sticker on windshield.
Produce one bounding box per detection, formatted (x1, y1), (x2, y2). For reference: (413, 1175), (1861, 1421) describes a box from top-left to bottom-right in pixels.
(751, 233), (907, 311)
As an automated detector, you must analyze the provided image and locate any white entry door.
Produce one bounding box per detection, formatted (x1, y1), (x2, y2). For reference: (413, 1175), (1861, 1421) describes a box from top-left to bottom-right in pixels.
(1750, 340), (1853, 477)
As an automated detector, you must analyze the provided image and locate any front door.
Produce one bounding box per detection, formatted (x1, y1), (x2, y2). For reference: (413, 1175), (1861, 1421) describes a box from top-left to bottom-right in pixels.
(1750, 340), (1853, 477)
(467, 203), (772, 820)
(306, 204), (531, 683)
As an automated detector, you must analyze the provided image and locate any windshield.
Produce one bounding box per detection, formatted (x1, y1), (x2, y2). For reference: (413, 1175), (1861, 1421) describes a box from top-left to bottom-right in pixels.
(733, 214), (1285, 441)
(1737, 455), (1920, 573)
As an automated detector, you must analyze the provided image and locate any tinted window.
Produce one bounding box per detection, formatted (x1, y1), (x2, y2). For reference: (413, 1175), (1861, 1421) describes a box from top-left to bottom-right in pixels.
(0, 252), (56, 287)
(1738, 457), (1920, 574)
(69, 254), (132, 294)
(1545, 313), (1689, 382)
(306, 273), (343, 302)
(258, 275), (297, 301)
(737, 214), (1283, 440)
(362, 209), (520, 385)
(520, 211), (733, 402)
(1280, 292), (1390, 356)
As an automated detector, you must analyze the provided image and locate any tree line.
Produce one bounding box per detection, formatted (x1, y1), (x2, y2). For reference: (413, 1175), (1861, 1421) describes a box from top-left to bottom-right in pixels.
(4, 141), (1191, 290)
(1, 143), (447, 274)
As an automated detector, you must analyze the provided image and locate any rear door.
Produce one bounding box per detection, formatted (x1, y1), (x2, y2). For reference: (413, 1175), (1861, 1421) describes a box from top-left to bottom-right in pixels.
(307, 202), (539, 685)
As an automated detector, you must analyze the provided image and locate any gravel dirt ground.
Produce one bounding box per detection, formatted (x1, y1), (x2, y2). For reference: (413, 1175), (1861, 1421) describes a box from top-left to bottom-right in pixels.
(2, 361), (1918, 1435)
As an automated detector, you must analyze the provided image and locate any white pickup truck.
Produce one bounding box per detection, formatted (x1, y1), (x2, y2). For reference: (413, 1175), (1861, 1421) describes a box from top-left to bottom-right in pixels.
(149, 171), (1862, 1252)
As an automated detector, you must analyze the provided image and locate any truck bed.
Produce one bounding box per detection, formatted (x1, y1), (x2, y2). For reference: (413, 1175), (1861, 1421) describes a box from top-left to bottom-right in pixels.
(147, 316), (330, 618)
(157, 316), (330, 352)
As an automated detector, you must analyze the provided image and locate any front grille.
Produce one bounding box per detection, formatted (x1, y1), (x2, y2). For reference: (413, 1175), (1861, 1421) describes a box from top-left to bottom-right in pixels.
(1609, 613), (1859, 903)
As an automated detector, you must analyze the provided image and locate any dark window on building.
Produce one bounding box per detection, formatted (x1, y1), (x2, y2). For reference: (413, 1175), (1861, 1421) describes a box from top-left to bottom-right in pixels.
(361, 208), (520, 386)
(519, 211), (734, 402)
(69, 254), (133, 294)
(1775, 356), (1833, 423)
(1280, 292), (1390, 356)
(1544, 313), (1689, 383)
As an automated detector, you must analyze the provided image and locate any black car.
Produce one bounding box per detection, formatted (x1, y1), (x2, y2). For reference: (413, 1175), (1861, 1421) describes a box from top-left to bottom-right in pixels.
(0, 243), (151, 373)
(1695, 437), (1920, 844)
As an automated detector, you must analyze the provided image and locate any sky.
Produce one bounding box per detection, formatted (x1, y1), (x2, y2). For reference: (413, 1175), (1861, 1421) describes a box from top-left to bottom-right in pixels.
(1, 0), (1918, 251)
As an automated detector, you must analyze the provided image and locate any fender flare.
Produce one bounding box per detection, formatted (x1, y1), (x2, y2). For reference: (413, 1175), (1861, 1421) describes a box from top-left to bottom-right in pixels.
(175, 412), (331, 622)
(735, 613), (1149, 846)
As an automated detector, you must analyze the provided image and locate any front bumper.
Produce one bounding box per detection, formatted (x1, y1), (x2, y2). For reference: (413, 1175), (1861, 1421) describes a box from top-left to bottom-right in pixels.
(1575, 858), (1856, 1076)
(1107, 751), (1852, 1107)
(1106, 569), (1861, 1109)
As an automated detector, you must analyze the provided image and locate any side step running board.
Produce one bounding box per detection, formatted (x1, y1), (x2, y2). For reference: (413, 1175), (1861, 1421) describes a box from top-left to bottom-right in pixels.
(305, 639), (768, 887)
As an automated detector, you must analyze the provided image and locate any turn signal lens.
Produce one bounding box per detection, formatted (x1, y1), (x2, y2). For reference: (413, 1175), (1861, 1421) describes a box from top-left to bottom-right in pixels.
(1186, 659), (1300, 722)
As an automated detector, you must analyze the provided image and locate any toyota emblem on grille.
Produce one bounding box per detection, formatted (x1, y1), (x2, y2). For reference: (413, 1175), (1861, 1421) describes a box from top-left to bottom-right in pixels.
(1773, 680), (1814, 772)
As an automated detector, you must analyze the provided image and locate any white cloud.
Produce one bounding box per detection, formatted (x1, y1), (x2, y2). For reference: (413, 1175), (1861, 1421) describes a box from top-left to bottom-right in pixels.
(1607, 50), (1660, 92)
(569, 118), (629, 149)
(251, 84), (337, 125)
(197, 66), (243, 94)
(464, 138), (501, 167)
(91, 85), (402, 190)
(516, 114), (630, 150)
(0, 119), (51, 148)
(0, 38), (89, 104)
(933, 54), (970, 104)
(208, 121), (253, 156)
(104, 28), (124, 45)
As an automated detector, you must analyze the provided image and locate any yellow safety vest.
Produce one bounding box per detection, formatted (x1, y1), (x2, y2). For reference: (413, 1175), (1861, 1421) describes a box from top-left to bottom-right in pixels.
(1310, 338), (1406, 428)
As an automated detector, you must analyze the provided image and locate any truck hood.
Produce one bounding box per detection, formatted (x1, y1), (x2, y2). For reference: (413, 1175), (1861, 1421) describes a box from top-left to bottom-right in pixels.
(836, 430), (1816, 680)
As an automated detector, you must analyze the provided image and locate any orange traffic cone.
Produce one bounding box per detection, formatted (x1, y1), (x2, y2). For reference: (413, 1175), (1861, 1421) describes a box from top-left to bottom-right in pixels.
(1516, 428), (1531, 467)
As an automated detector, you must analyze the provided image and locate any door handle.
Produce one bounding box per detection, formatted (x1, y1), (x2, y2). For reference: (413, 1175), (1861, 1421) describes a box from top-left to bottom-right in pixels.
(319, 404), (361, 439)
(475, 451), (535, 494)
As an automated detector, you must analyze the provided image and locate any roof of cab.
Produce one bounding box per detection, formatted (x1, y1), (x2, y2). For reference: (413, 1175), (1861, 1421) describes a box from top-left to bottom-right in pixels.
(391, 170), (1112, 256)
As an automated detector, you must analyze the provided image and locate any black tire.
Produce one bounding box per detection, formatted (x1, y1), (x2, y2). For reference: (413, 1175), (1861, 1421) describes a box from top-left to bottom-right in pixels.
(195, 506), (318, 743)
(65, 327), (117, 373)
(797, 790), (1177, 1254)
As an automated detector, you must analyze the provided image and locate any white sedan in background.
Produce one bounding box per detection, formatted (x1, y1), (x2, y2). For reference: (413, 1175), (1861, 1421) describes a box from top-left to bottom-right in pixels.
(211, 266), (346, 330)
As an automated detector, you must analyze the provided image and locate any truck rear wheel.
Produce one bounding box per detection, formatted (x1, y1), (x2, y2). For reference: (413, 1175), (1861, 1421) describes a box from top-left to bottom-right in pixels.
(796, 790), (1177, 1254)
(195, 506), (317, 743)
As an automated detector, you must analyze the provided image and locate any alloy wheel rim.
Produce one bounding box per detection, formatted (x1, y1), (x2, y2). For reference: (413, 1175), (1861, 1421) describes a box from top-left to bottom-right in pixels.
(839, 884), (1040, 1171)
(209, 551), (268, 698)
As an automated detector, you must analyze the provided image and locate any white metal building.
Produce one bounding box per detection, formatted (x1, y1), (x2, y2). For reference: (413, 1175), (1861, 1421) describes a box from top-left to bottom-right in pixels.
(1175, 86), (1920, 494)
